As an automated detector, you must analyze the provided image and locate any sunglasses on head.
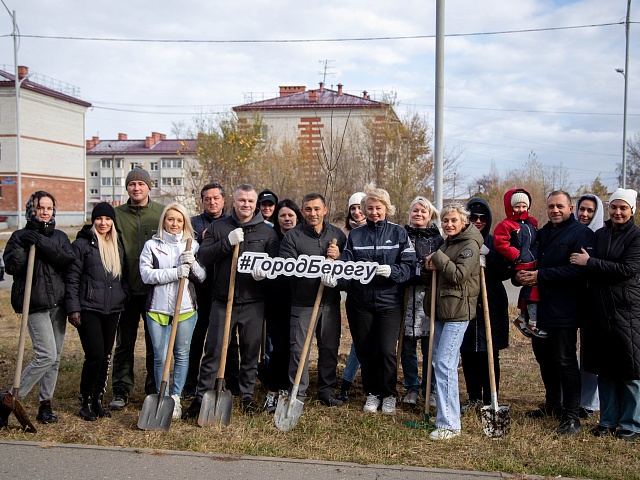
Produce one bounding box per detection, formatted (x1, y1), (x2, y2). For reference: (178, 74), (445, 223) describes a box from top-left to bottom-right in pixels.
(469, 213), (486, 222)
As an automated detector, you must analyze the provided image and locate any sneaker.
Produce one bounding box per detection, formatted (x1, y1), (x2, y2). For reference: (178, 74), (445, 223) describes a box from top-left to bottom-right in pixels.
(592, 425), (616, 437)
(556, 419), (583, 437)
(403, 391), (419, 405)
(512, 316), (533, 338)
(36, 400), (58, 424)
(528, 323), (548, 339)
(241, 400), (260, 415)
(263, 392), (278, 414)
(182, 399), (201, 420)
(381, 396), (397, 415)
(319, 396), (344, 407)
(525, 403), (562, 419)
(461, 399), (484, 414)
(171, 395), (182, 420)
(109, 392), (128, 411)
(363, 394), (381, 413)
(429, 427), (461, 440)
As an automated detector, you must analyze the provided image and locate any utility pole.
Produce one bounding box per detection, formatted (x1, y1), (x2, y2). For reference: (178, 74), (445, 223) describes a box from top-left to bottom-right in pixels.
(621, 0), (632, 188)
(433, 0), (445, 211)
(10, 10), (27, 228)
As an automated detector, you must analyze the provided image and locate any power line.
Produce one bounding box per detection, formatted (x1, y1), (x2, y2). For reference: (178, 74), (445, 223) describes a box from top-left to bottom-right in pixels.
(0, 21), (628, 44)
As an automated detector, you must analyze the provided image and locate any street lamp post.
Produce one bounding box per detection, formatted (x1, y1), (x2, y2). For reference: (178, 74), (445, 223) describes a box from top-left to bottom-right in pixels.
(618, 0), (631, 188)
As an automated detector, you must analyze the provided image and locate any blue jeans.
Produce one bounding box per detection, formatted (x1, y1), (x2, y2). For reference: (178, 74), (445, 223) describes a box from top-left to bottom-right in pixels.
(598, 375), (640, 433)
(432, 320), (469, 431)
(342, 343), (361, 383)
(15, 306), (66, 402)
(579, 328), (599, 411)
(401, 336), (429, 394)
(146, 313), (197, 397)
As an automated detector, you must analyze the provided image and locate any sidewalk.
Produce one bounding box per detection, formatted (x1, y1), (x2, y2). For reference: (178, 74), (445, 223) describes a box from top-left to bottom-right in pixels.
(0, 440), (553, 480)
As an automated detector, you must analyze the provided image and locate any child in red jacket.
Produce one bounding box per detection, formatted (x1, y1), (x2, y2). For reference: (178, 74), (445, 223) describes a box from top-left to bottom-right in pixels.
(493, 188), (547, 338)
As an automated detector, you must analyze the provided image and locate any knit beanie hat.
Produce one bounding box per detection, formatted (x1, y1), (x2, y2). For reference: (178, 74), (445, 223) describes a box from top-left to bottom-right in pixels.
(91, 202), (116, 222)
(510, 191), (530, 208)
(348, 192), (366, 207)
(609, 187), (637, 214)
(125, 167), (152, 189)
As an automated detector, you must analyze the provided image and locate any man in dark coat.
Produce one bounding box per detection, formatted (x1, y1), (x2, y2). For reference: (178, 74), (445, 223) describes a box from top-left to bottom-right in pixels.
(516, 190), (595, 436)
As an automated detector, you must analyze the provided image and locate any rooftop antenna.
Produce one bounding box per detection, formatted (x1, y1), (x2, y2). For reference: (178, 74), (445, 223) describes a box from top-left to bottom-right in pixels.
(318, 60), (336, 84)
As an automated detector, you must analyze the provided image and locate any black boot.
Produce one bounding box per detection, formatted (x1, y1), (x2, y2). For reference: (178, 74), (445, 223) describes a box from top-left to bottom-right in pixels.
(78, 395), (97, 422)
(337, 380), (351, 402)
(0, 392), (11, 428)
(93, 393), (111, 418)
(36, 400), (59, 424)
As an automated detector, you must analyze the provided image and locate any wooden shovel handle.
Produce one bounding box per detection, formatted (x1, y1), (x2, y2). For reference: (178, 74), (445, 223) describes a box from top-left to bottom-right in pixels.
(480, 267), (499, 410)
(159, 238), (193, 389)
(216, 242), (240, 383)
(424, 269), (437, 414)
(13, 244), (36, 394)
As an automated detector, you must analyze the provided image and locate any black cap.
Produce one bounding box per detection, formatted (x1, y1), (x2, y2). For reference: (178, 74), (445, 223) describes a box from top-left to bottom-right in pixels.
(258, 189), (278, 205)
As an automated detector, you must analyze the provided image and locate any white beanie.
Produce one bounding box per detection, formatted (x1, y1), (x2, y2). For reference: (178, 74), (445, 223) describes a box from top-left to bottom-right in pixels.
(348, 192), (366, 207)
(609, 188), (637, 214)
(510, 191), (530, 208)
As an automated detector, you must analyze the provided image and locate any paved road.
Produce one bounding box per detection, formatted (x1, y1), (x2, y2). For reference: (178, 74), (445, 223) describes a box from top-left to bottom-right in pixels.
(0, 440), (550, 480)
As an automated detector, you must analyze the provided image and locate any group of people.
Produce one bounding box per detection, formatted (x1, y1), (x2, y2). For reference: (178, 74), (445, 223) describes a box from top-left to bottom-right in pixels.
(0, 168), (638, 443)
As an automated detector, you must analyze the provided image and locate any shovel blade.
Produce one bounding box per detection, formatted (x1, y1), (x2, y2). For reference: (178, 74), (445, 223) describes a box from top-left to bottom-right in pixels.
(273, 392), (304, 432)
(481, 405), (511, 438)
(137, 394), (175, 431)
(4, 392), (37, 433)
(198, 389), (233, 427)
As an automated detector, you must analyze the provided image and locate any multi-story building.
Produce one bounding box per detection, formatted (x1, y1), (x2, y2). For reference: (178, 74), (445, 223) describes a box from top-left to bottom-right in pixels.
(85, 132), (197, 213)
(0, 65), (91, 227)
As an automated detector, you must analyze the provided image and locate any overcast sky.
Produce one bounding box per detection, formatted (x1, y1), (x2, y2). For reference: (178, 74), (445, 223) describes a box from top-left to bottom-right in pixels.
(1, 0), (637, 194)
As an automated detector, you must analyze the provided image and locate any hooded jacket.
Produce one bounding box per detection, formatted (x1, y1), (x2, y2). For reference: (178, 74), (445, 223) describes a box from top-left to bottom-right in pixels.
(65, 224), (128, 315)
(582, 218), (640, 380)
(198, 210), (279, 304)
(4, 219), (75, 314)
(341, 219), (414, 310)
(461, 198), (511, 352)
(424, 223), (483, 322)
(493, 188), (538, 267)
(574, 194), (605, 232)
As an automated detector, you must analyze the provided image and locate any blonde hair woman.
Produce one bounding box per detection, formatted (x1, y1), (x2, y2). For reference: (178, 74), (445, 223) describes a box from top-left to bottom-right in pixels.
(66, 202), (128, 421)
(139, 202), (206, 419)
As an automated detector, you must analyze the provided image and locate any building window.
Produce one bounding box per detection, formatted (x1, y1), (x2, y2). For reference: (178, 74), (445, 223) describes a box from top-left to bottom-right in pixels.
(101, 178), (112, 186)
(260, 125), (268, 139)
(101, 158), (112, 168)
(150, 162), (158, 171)
(161, 159), (183, 169)
(90, 188), (98, 195)
(152, 180), (158, 188)
(89, 171), (98, 177)
(161, 177), (183, 186)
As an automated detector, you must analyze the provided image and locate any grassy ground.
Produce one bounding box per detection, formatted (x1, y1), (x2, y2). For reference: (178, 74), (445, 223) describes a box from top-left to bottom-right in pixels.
(0, 290), (638, 480)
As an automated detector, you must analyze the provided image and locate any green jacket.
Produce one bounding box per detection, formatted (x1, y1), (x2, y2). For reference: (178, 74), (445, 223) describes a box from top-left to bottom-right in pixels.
(424, 223), (483, 322)
(115, 199), (164, 296)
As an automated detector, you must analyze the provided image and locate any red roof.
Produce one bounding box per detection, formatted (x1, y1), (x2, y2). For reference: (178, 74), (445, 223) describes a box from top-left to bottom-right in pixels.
(0, 69), (91, 108)
(233, 86), (386, 112)
(87, 139), (197, 156)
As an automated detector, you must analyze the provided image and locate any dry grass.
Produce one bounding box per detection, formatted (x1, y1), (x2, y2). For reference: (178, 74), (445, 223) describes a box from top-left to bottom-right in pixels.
(0, 291), (638, 479)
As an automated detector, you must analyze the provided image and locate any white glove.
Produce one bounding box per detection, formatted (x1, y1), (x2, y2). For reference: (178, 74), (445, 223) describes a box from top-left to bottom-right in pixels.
(251, 265), (267, 281)
(228, 228), (244, 246)
(479, 245), (490, 256)
(321, 273), (337, 288)
(376, 265), (391, 278)
(480, 254), (486, 269)
(479, 244), (490, 269)
(177, 264), (190, 278)
(180, 250), (195, 266)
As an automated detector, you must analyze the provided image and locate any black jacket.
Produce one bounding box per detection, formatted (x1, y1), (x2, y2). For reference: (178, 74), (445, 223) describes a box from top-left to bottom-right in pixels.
(4, 220), (75, 314)
(461, 198), (511, 352)
(199, 211), (279, 304)
(191, 212), (230, 244)
(583, 218), (640, 380)
(341, 219), (414, 310)
(534, 216), (595, 329)
(280, 222), (347, 307)
(65, 225), (128, 315)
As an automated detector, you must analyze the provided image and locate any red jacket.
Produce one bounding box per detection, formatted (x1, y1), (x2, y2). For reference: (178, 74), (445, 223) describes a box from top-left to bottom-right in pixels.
(493, 188), (538, 266)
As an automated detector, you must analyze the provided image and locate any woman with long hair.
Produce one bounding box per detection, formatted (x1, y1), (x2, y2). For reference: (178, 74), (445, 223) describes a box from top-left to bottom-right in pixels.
(139, 202), (206, 419)
(66, 202), (128, 421)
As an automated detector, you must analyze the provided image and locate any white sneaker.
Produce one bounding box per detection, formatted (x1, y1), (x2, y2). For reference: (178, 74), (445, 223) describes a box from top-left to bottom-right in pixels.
(381, 396), (397, 415)
(403, 391), (418, 405)
(171, 395), (182, 420)
(429, 427), (461, 440)
(363, 394), (381, 413)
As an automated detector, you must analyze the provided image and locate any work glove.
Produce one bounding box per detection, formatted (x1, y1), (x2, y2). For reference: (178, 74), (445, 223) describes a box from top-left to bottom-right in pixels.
(479, 244), (490, 269)
(68, 312), (81, 328)
(321, 273), (337, 288)
(251, 265), (267, 281)
(177, 264), (190, 279)
(228, 228), (244, 246)
(180, 250), (195, 266)
(21, 230), (41, 246)
(376, 265), (391, 278)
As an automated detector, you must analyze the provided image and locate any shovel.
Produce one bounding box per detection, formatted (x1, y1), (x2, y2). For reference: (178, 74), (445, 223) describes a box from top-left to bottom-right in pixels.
(138, 238), (192, 430)
(479, 266), (510, 439)
(4, 244), (37, 433)
(257, 316), (268, 386)
(406, 270), (436, 430)
(198, 242), (240, 427)
(275, 239), (337, 432)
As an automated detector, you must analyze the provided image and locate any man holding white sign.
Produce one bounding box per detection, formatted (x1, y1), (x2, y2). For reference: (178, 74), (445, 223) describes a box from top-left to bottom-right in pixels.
(276, 193), (347, 407)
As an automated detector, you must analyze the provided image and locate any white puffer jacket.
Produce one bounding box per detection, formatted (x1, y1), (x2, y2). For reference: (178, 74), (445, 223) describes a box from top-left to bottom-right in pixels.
(139, 231), (206, 316)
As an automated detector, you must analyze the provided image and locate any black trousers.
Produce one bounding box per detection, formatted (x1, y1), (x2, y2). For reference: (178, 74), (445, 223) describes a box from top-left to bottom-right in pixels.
(346, 301), (402, 398)
(77, 311), (119, 395)
(111, 295), (155, 396)
(185, 282), (212, 394)
(460, 349), (501, 405)
(265, 300), (291, 392)
(532, 327), (581, 421)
